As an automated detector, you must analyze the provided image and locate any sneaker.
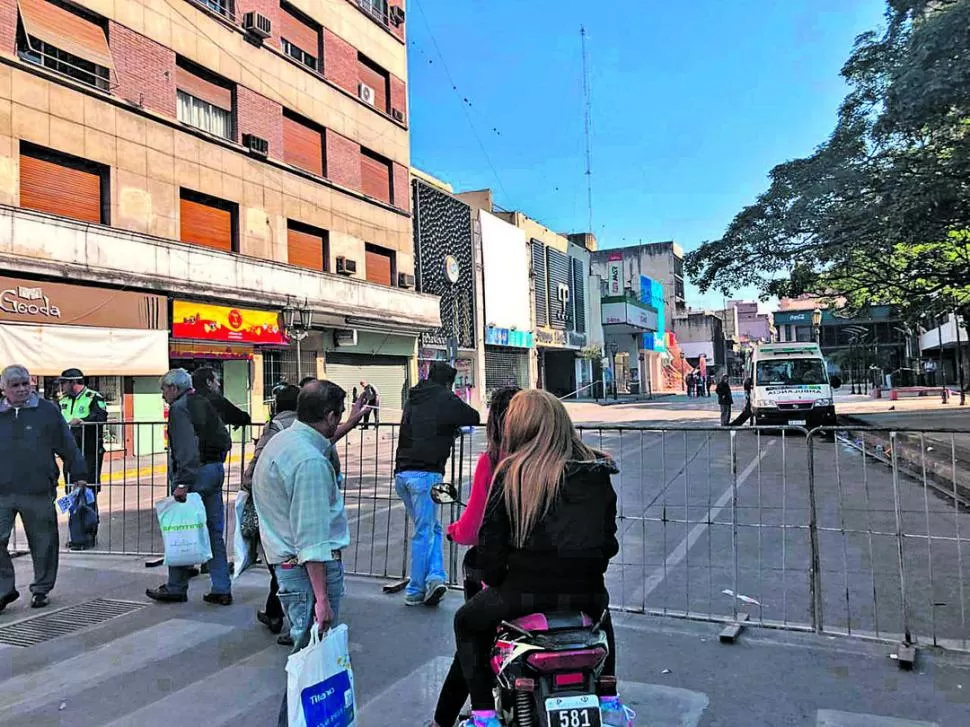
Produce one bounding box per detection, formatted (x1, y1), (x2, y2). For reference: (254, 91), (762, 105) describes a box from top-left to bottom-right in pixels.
(404, 592), (426, 607)
(600, 696), (636, 726)
(30, 593), (49, 609)
(458, 713), (501, 727)
(424, 579), (447, 606)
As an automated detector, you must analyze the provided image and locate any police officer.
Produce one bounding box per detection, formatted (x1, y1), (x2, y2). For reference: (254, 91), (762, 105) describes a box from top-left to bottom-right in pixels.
(58, 369), (107, 493)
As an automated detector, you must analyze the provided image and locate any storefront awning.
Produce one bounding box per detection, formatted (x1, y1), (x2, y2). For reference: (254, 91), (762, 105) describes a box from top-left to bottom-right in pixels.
(601, 298), (659, 334)
(0, 324), (169, 376)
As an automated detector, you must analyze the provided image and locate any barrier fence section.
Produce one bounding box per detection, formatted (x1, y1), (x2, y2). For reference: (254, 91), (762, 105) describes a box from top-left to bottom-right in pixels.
(6, 421), (969, 653)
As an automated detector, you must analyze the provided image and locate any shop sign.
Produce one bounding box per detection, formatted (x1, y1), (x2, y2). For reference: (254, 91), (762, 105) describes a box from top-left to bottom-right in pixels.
(554, 283), (571, 323)
(535, 328), (567, 347)
(172, 300), (285, 344)
(607, 252), (622, 296)
(485, 326), (533, 349)
(0, 275), (166, 329)
(568, 332), (587, 348)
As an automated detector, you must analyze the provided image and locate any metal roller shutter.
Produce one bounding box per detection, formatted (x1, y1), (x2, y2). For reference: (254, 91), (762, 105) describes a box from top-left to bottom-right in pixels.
(180, 196), (233, 252)
(287, 225), (326, 271)
(484, 347), (529, 392)
(20, 153), (102, 224)
(361, 150), (392, 204)
(357, 58), (389, 112)
(280, 7), (318, 58)
(283, 115), (324, 176)
(324, 354), (409, 419)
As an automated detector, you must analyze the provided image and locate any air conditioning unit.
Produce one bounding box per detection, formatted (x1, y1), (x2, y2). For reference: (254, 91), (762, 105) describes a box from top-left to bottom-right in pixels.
(334, 329), (358, 347)
(398, 272), (415, 289)
(390, 5), (405, 25)
(336, 256), (357, 276)
(358, 82), (375, 106)
(242, 11), (272, 39)
(242, 133), (269, 156)
(391, 108), (404, 122)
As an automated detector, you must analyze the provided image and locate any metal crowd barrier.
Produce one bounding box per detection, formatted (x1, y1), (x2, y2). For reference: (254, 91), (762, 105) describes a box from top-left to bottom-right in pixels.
(5, 420), (970, 654)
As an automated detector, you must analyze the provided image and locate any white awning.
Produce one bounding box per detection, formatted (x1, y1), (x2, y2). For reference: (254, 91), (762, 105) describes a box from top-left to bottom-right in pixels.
(0, 324), (169, 376)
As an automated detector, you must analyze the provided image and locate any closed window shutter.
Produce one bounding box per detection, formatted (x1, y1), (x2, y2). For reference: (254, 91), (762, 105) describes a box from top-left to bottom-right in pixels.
(532, 241), (548, 327)
(288, 227), (325, 271)
(571, 257), (586, 333)
(280, 8), (318, 58)
(283, 116), (323, 176)
(361, 151), (391, 203)
(180, 197), (232, 252)
(365, 248), (393, 286)
(20, 153), (101, 224)
(357, 60), (388, 112)
(18, 0), (114, 71)
(176, 66), (231, 111)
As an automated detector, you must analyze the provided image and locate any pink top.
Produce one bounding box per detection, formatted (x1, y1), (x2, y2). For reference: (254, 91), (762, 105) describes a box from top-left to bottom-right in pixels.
(447, 452), (495, 546)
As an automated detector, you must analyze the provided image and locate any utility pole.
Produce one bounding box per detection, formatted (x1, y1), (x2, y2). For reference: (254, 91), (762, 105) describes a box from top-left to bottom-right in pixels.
(580, 26), (593, 234)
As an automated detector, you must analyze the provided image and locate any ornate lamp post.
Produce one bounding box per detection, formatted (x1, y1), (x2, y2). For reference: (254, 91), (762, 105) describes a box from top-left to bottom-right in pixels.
(283, 298), (313, 382)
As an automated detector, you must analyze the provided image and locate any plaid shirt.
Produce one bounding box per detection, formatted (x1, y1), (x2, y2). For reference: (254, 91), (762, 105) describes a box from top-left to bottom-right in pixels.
(251, 420), (349, 565)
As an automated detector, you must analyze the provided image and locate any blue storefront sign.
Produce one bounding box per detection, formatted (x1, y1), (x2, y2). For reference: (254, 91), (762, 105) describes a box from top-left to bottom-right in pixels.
(640, 275), (666, 352)
(485, 326), (533, 349)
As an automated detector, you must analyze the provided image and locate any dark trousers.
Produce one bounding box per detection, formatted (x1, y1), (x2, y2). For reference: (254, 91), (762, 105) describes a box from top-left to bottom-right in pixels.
(0, 493), (59, 597)
(434, 550), (483, 726)
(265, 564), (283, 620)
(731, 400), (752, 426)
(455, 586), (616, 710)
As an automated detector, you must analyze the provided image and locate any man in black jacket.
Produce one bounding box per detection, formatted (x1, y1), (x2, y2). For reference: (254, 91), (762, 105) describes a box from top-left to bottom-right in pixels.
(394, 362), (480, 607)
(716, 374), (733, 426)
(191, 367), (251, 429)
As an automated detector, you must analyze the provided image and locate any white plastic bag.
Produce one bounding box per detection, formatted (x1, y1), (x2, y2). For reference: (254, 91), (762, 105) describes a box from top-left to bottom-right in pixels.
(286, 623), (357, 727)
(155, 493), (212, 567)
(232, 490), (255, 580)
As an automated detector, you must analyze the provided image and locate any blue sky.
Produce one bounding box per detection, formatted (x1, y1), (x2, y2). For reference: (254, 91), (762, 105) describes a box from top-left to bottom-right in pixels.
(406, 0), (887, 310)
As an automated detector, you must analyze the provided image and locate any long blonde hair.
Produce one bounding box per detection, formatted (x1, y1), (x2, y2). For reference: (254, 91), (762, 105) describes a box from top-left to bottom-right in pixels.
(494, 389), (601, 548)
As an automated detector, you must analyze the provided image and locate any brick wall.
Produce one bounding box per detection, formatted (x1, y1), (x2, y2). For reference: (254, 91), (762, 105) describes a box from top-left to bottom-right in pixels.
(237, 86), (283, 161)
(392, 162), (409, 212)
(0, 0), (15, 58)
(326, 130), (360, 191)
(235, 0), (281, 49)
(322, 28), (357, 96)
(109, 22), (176, 117)
(389, 73), (406, 123)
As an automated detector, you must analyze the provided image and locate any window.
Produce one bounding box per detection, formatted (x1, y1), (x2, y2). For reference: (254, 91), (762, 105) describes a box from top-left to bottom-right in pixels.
(756, 359), (827, 386)
(357, 53), (389, 113)
(287, 220), (329, 272)
(17, 0), (113, 91)
(359, 0), (389, 25)
(192, 0), (234, 20)
(176, 62), (234, 140)
(283, 111), (324, 177)
(262, 350), (282, 400)
(280, 3), (320, 71)
(179, 188), (237, 253)
(360, 148), (391, 204)
(19, 142), (108, 224)
(365, 243), (395, 286)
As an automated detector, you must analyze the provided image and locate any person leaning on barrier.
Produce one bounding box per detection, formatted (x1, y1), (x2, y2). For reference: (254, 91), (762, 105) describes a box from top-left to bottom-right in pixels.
(0, 364), (88, 610)
(192, 366), (252, 429)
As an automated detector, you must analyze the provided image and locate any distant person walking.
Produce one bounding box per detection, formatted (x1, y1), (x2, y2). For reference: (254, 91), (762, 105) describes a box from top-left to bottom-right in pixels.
(706, 373), (715, 398)
(359, 380), (379, 429)
(686, 372), (696, 398)
(0, 364), (88, 610)
(716, 374), (733, 426)
(731, 378), (754, 427)
(395, 362), (480, 606)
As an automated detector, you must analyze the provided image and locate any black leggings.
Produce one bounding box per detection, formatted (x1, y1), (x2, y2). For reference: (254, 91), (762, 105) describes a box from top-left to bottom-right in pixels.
(434, 550), (483, 726)
(454, 586), (616, 711)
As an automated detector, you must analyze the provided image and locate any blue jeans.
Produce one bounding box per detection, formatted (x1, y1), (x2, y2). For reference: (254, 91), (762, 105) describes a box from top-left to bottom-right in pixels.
(395, 471), (446, 597)
(275, 560), (345, 727)
(167, 462), (231, 595)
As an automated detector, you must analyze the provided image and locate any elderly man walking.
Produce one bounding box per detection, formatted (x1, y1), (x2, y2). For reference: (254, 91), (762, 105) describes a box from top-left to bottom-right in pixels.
(0, 364), (88, 610)
(147, 369), (233, 605)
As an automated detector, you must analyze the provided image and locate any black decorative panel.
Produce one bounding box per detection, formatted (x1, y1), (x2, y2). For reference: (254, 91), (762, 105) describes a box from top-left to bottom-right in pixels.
(532, 240), (548, 328)
(571, 256), (586, 334)
(546, 247), (570, 331)
(412, 179), (475, 348)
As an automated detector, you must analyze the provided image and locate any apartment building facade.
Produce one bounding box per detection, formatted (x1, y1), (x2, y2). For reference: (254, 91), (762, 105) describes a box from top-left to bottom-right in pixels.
(0, 0), (438, 444)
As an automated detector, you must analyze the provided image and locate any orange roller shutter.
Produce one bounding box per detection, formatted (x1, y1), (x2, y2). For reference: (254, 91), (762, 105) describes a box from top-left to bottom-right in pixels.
(280, 8), (318, 57)
(18, 0), (114, 70)
(20, 153), (101, 224)
(358, 61), (388, 112)
(361, 151), (391, 204)
(180, 197), (233, 252)
(288, 227), (325, 271)
(365, 248), (392, 286)
(283, 116), (323, 176)
(176, 66), (232, 110)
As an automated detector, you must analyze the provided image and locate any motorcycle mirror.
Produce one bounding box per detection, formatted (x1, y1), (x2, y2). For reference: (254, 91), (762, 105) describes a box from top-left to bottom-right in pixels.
(430, 482), (459, 505)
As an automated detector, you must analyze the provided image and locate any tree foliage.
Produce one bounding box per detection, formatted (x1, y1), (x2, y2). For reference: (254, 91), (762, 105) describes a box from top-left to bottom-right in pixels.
(685, 0), (970, 320)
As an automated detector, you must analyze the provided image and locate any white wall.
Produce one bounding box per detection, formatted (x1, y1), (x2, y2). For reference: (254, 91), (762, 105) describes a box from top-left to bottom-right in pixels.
(480, 210), (531, 332)
(680, 341), (715, 360)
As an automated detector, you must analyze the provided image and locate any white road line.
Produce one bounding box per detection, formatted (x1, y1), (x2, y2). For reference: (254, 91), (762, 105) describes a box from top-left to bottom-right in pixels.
(817, 710), (939, 727)
(628, 442), (774, 607)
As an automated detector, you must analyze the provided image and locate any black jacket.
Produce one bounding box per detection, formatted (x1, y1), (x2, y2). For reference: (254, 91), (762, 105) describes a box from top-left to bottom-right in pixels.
(716, 381), (732, 406)
(199, 388), (251, 428)
(186, 392), (232, 464)
(394, 381), (480, 474)
(478, 458), (619, 594)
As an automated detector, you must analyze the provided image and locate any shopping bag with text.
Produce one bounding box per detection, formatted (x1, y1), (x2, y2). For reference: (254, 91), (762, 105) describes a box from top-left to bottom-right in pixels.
(155, 493), (212, 567)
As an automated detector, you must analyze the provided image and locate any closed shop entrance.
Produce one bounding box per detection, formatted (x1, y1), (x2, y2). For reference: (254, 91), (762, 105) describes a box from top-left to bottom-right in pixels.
(324, 353), (410, 420)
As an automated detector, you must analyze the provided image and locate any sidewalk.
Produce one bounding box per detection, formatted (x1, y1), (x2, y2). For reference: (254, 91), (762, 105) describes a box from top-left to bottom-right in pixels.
(0, 555), (967, 726)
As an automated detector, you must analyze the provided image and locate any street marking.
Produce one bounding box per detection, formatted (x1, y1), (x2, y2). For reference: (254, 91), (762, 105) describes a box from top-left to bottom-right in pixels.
(628, 442), (774, 607)
(817, 710), (940, 727)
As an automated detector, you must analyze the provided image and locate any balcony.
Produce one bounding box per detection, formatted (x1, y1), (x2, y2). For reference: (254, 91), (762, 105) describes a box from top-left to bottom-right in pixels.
(0, 206), (440, 331)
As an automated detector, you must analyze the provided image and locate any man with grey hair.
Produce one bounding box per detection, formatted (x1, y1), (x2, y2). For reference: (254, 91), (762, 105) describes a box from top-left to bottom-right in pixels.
(147, 368), (233, 605)
(0, 364), (88, 611)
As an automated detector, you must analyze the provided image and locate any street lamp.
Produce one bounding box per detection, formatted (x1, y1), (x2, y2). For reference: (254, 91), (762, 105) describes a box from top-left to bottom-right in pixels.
(609, 341), (619, 400)
(283, 298), (313, 382)
(680, 351), (686, 393)
(812, 308), (822, 346)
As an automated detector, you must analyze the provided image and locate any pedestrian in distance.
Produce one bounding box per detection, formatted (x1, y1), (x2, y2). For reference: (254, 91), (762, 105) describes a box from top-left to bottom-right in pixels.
(706, 372), (715, 398)
(395, 362), (481, 607)
(191, 366), (252, 429)
(359, 380), (379, 429)
(57, 368), (107, 550)
(147, 368), (233, 606)
(686, 372), (696, 398)
(250, 380), (350, 727)
(0, 364), (88, 611)
(428, 385), (520, 727)
(716, 374), (733, 426)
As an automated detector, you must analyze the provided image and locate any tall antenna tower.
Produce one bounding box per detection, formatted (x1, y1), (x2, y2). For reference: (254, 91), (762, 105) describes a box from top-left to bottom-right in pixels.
(580, 26), (593, 233)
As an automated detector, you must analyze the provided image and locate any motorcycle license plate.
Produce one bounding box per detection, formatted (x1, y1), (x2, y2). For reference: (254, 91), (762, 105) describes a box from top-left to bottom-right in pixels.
(545, 694), (601, 727)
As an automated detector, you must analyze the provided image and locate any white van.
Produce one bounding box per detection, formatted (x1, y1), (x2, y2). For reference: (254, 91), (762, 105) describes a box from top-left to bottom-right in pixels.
(747, 342), (840, 428)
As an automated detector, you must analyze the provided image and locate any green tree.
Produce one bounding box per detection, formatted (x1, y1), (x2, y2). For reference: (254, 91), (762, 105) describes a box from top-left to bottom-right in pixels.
(685, 0), (970, 320)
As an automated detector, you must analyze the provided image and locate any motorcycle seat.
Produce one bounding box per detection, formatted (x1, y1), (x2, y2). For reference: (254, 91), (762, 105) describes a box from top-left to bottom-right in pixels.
(507, 612), (594, 632)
